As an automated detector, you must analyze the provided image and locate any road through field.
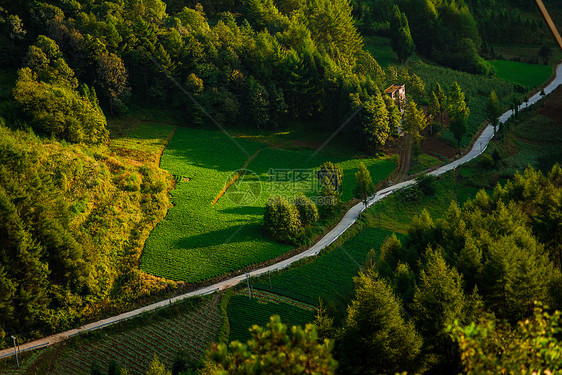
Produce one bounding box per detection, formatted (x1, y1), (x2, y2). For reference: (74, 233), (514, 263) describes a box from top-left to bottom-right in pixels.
(1, 62), (561, 362)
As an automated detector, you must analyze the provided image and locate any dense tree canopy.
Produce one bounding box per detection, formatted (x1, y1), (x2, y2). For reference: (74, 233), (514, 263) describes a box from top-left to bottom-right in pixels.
(205, 315), (337, 374)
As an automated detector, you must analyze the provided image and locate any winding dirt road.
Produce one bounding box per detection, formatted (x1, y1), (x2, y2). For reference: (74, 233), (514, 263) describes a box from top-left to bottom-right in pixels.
(1, 62), (561, 362)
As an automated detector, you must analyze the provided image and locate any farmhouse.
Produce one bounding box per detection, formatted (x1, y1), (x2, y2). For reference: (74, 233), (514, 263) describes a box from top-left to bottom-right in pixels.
(384, 84), (406, 103)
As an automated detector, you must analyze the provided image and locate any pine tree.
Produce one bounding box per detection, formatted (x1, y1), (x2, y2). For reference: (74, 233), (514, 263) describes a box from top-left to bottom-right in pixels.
(411, 248), (466, 365)
(339, 271), (423, 374)
(402, 100), (427, 140)
(390, 6), (415, 62)
(383, 94), (401, 134)
(429, 91), (440, 130)
(206, 315), (337, 374)
(377, 233), (402, 278)
(392, 261), (416, 303)
(317, 162), (343, 212)
(354, 162), (374, 201)
(448, 82), (469, 147)
(435, 82), (447, 123)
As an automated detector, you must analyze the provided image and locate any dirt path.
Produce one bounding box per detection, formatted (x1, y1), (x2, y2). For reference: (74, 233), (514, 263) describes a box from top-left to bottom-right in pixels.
(393, 133), (412, 183)
(2, 62), (562, 363)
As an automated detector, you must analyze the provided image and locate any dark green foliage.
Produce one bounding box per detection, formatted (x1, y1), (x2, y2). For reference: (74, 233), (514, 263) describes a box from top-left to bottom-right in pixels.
(390, 5), (415, 61)
(0, 122), (171, 343)
(294, 193), (319, 226)
(208, 315), (337, 374)
(354, 162), (375, 201)
(349, 89), (391, 154)
(263, 195), (302, 243)
(448, 82), (469, 147)
(337, 271), (423, 374)
(317, 162), (343, 212)
(402, 99), (427, 140)
(353, 0), (492, 74)
(1, 0), (386, 138)
(416, 174), (436, 196)
(452, 305), (562, 375)
(13, 37), (108, 144)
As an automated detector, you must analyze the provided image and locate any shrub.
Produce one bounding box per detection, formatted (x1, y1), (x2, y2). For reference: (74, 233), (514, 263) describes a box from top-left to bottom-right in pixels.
(294, 194), (319, 226)
(264, 195), (302, 244)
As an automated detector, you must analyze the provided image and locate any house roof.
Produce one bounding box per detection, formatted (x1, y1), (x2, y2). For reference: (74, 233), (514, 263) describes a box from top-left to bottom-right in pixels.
(384, 84), (404, 94)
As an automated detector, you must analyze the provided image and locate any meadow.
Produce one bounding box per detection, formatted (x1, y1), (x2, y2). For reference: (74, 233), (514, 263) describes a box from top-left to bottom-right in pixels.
(140, 126), (398, 282)
(363, 36), (399, 67)
(254, 227), (400, 306)
(490, 60), (553, 88)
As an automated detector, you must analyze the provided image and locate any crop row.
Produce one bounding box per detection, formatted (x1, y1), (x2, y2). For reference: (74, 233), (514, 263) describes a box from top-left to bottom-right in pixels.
(51, 296), (222, 374)
(227, 295), (315, 343)
(254, 228), (401, 306)
(240, 289), (315, 311)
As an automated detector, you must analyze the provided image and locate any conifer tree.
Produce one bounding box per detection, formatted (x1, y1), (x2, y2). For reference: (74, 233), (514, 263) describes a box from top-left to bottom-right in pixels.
(339, 271), (422, 374)
(448, 82), (469, 147)
(354, 162), (374, 201)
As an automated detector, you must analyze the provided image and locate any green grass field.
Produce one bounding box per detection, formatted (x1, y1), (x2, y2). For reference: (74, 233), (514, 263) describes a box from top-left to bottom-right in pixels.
(490, 60), (552, 88)
(140, 126), (397, 282)
(227, 294), (315, 343)
(363, 35), (399, 67)
(254, 227), (401, 306)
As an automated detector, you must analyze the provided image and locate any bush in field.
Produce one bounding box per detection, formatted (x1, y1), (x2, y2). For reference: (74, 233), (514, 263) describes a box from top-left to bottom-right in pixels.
(354, 162), (375, 201)
(317, 162), (343, 213)
(294, 194), (319, 226)
(264, 195), (302, 244)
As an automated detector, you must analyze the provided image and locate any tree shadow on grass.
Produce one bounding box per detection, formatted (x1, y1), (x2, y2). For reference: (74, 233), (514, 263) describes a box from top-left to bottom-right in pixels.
(173, 222), (276, 250)
(219, 205), (265, 216)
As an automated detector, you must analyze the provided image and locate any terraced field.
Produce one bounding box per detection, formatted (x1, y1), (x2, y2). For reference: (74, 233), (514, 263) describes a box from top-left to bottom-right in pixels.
(140, 127), (397, 282)
(49, 296), (222, 375)
(227, 293), (315, 343)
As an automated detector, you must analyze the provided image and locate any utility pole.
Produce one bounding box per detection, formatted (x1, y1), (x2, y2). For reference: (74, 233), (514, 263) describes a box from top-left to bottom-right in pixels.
(11, 336), (19, 368)
(246, 273), (251, 299)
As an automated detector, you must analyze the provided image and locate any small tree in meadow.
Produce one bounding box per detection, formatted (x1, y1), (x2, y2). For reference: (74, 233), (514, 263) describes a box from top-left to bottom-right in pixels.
(264, 195), (302, 243)
(317, 162), (343, 212)
(294, 193), (319, 226)
(354, 162), (374, 202)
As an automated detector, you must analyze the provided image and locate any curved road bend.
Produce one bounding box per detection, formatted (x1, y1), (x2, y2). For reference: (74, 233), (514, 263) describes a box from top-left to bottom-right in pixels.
(1, 62), (561, 361)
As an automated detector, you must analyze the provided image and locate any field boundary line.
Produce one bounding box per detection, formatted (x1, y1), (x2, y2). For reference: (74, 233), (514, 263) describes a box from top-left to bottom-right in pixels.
(211, 148), (262, 205)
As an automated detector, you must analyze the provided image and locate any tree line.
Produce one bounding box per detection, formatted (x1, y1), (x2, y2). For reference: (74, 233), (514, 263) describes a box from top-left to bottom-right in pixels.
(351, 0), (494, 75)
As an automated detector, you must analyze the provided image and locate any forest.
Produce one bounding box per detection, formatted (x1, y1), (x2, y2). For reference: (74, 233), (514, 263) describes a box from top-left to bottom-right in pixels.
(0, 0), (561, 373)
